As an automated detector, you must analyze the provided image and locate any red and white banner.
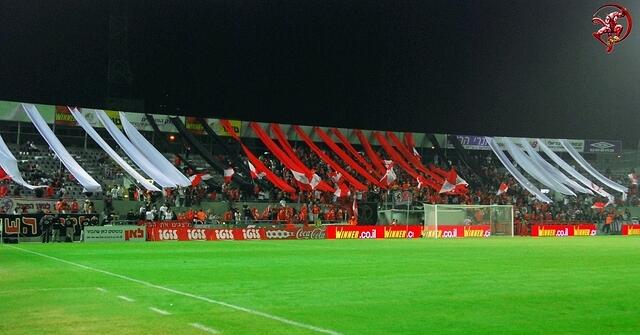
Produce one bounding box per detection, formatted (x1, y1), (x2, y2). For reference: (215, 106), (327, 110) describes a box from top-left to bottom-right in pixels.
(146, 226), (327, 241)
(383, 225), (423, 239)
(326, 225), (384, 239)
(622, 224), (640, 236)
(422, 225), (491, 239)
(223, 168), (234, 184)
(530, 224), (597, 237)
(322, 225), (494, 239)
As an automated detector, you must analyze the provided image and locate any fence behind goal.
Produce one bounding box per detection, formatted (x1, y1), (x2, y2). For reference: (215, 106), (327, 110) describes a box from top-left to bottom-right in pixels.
(422, 204), (514, 238)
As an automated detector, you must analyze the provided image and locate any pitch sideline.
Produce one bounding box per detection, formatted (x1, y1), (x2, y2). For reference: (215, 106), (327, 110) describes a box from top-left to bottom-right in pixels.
(5, 245), (342, 335)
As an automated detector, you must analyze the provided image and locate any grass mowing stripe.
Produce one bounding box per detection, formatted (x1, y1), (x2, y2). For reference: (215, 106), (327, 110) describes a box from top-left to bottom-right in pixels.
(117, 295), (135, 302)
(189, 323), (220, 334)
(0, 287), (100, 294)
(6, 245), (342, 335)
(148, 307), (171, 315)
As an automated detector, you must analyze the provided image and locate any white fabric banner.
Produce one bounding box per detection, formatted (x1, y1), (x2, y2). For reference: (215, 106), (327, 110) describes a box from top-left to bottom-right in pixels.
(95, 110), (176, 188)
(537, 139), (611, 198)
(559, 139), (628, 194)
(0, 134), (47, 189)
(486, 137), (552, 203)
(120, 112), (191, 187)
(519, 139), (593, 195)
(23, 104), (101, 192)
(503, 138), (575, 196)
(70, 108), (160, 192)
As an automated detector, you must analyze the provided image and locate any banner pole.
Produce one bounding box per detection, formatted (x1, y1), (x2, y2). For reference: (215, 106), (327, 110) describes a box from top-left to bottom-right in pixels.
(434, 204), (438, 240)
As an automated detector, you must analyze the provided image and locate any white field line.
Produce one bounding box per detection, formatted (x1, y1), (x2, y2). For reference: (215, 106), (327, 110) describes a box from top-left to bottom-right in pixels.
(189, 323), (220, 334)
(149, 307), (171, 315)
(6, 246), (342, 335)
(118, 295), (135, 302)
(96, 287), (108, 293)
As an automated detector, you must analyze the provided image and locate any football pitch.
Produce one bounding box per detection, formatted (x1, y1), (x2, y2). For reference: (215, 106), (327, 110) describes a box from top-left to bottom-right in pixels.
(1, 237), (639, 335)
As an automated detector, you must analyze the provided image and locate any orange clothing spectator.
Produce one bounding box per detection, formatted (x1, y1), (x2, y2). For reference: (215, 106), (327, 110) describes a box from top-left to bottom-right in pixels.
(277, 208), (287, 223)
(299, 205), (308, 222)
(223, 211), (234, 222)
(196, 210), (207, 221)
(70, 201), (79, 213)
(348, 216), (358, 226)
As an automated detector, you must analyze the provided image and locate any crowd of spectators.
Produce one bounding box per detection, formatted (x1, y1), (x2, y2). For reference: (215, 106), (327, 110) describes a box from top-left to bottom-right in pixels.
(2, 138), (638, 232)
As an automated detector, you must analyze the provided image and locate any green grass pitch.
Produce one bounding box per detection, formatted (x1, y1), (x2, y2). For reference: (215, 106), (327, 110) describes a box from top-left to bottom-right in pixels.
(1, 237), (639, 334)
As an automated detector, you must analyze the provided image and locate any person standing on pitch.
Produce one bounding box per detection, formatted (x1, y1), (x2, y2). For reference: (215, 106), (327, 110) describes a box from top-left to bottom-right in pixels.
(51, 214), (61, 242)
(40, 214), (53, 243)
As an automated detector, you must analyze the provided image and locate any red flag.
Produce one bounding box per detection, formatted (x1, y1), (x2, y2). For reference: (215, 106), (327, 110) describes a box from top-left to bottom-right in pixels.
(248, 161), (265, 180)
(223, 168), (235, 184)
(439, 168), (467, 194)
(439, 170), (458, 194)
(591, 202), (607, 210)
(417, 176), (426, 189)
(497, 182), (509, 195)
(334, 183), (351, 198)
(291, 169), (321, 190)
(0, 167), (10, 181)
(329, 170), (342, 183)
(380, 161), (397, 186)
(189, 173), (212, 186)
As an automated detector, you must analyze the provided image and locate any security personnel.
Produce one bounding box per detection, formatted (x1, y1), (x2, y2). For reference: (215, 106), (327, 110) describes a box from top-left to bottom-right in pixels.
(51, 214), (61, 242)
(40, 214), (53, 243)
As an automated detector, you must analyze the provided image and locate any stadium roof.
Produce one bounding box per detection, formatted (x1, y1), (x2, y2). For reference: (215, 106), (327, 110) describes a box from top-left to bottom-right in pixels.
(1, 0), (638, 141)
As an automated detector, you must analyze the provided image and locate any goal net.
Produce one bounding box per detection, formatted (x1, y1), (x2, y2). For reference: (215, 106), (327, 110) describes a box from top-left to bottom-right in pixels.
(422, 204), (514, 239)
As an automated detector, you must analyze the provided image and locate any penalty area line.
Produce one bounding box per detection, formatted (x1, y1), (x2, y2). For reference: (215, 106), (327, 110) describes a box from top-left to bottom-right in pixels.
(149, 307), (171, 315)
(6, 246), (341, 335)
(190, 323), (220, 334)
(118, 295), (136, 303)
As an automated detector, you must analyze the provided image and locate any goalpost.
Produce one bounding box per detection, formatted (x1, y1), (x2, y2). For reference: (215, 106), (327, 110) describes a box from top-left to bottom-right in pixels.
(422, 204), (514, 239)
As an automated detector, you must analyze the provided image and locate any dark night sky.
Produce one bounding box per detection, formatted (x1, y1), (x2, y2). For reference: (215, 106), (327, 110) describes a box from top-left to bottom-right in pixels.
(1, 0), (639, 141)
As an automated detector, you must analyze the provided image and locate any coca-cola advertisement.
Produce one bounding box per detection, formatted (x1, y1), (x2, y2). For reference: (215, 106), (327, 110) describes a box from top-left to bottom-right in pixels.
(263, 227), (327, 240)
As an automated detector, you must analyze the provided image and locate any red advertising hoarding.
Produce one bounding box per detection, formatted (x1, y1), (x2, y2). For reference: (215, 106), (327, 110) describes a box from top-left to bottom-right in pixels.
(422, 225), (491, 239)
(530, 224), (597, 237)
(146, 226), (326, 241)
(326, 225), (384, 239)
(621, 224), (640, 236)
(325, 225), (490, 239)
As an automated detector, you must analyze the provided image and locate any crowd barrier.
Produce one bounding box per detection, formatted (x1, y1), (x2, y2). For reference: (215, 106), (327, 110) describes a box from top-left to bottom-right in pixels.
(3, 214), (638, 243)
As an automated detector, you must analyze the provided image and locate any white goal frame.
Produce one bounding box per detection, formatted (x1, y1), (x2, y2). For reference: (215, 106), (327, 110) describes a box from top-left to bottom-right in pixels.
(423, 204), (514, 239)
